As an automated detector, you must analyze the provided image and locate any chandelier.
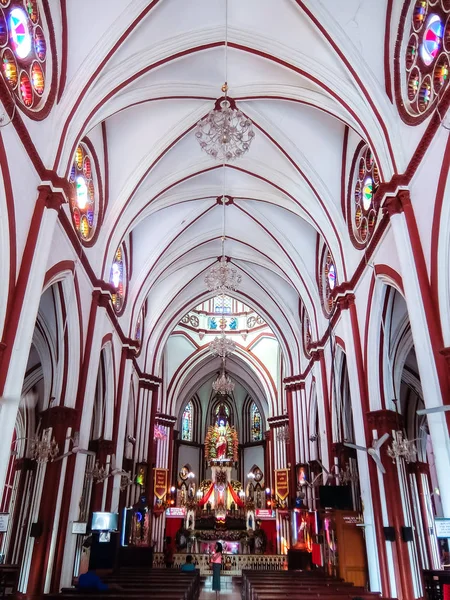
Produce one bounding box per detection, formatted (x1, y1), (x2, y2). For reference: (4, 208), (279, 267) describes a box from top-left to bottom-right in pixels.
(196, 91), (255, 162)
(30, 432), (59, 463)
(213, 367), (235, 395)
(387, 430), (417, 464)
(209, 333), (236, 358)
(276, 425), (290, 444)
(338, 463), (359, 485)
(195, 0), (254, 162)
(86, 460), (108, 484)
(205, 255), (242, 294)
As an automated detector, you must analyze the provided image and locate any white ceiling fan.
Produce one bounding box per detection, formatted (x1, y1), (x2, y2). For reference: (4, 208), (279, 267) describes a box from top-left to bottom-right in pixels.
(53, 432), (93, 462)
(344, 433), (390, 474)
(417, 405), (450, 415)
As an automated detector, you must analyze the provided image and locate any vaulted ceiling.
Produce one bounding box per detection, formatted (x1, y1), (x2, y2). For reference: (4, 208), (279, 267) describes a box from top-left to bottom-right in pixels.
(42, 0), (423, 378)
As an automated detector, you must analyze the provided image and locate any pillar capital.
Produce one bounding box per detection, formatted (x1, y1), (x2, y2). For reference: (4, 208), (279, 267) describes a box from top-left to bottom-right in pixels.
(92, 289), (112, 309)
(40, 406), (78, 431)
(367, 409), (402, 434)
(155, 413), (177, 428)
(383, 189), (411, 218)
(335, 292), (356, 311)
(37, 185), (65, 212)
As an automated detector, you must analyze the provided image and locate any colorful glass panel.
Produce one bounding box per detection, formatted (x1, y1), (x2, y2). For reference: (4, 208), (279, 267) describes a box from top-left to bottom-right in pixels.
(70, 145), (97, 241)
(0, 2), (48, 109)
(110, 245), (125, 313)
(322, 249), (336, 315)
(181, 401), (193, 441)
(251, 402), (262, 441)
(398, 1), (450, 120)
(351, 145), (380, 246)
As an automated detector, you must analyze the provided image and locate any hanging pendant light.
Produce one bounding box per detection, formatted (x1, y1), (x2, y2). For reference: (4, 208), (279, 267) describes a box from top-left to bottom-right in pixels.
(212, 366), (235, 395)
(195, 0), (255, 162)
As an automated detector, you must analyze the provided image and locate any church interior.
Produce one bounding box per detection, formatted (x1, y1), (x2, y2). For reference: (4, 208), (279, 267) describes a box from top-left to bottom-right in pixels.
(1, 1), (450, 599)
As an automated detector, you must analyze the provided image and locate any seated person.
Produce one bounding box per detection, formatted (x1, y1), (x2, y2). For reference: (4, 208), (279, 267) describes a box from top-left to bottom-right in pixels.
(77, 570), (108, 592)
(180, 554), (196, 572)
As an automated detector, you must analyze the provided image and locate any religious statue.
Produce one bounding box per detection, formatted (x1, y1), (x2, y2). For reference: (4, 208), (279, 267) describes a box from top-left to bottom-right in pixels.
(216, 422), (228, 459)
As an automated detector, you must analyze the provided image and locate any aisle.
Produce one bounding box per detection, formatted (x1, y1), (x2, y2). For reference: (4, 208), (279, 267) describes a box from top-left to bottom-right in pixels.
(199, 576), (240, 599)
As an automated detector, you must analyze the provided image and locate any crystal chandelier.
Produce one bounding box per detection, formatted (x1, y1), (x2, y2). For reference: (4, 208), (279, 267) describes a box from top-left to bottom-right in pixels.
(205, 255), (242, 294)
(338, 463), (359, 485)
(30, 432), (59, 463)
(387, 430), (417, 464)
(276, 425), (290, 444)
(195, 0), (254, 162)
(86, 460), (108, 484)
(213, 366), (235, 395)
(196, 91), (255, 162)
(209, 334), (236, 358)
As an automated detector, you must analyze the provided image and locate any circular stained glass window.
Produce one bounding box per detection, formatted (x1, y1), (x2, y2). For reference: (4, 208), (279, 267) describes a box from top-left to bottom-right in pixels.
(321, 249), (336, 316)
(69, 144), (97, 241)
(110, 245), (126, 313)
(397, 1), (450, 122)
(0, 2), (48, 110)
(349, 144), (380, 247)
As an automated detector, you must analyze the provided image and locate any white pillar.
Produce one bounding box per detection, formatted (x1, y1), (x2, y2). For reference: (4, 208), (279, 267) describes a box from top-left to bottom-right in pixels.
(388, 201), (450, 517)
(60, 298), (108, 588)
(0, 190), (62, 495)
(338, 304), (381, 592)
(312, 357), (330, 470)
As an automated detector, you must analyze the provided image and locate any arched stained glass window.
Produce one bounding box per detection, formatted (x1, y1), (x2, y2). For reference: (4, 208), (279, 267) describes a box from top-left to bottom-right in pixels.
(349, 144), (380, 247)
(181, 401), (193, 441)
(396, 0), (450, 123)
(70, 144), (97, 241)
(0, 1), (48, 109)
(251, 402), (262, 441)
(321, 248), (336, 317)
(110, 244), (126, 313)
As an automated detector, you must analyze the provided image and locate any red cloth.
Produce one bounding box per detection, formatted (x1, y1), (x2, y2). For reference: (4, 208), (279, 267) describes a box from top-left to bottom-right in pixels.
(198, 482), (215, 507)
(444, 584), (450, 600)
(227, 483), (245, 508)
(259, 520), (277, 554)
(312, 543), (323, 566)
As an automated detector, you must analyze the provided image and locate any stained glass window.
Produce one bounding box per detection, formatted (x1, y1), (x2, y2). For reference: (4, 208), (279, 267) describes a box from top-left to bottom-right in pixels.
(0, 1), (48, 109)
(251, 402), (262, 441)
(70, 144), (97, 241)
(351, 145), (380, 246)
(110, 244), (125, 313)
(135, 306), (144, 345)
(181, 401), (193, 441)
(397, 1), (450, 122)
(215, 295), (232, 314)
(321, 249), (336, 316)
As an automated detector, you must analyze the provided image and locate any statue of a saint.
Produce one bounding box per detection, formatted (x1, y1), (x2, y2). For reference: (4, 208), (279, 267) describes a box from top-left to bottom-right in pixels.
(216, 422), (228, 459)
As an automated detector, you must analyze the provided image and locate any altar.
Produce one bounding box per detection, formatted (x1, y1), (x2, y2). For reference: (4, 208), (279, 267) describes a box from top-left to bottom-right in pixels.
(173, 406), (269, 554)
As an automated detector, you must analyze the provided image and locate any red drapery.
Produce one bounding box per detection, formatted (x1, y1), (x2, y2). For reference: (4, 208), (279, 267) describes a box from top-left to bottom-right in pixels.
(227, 483), (245, 508)
(198, 482), (215, 507)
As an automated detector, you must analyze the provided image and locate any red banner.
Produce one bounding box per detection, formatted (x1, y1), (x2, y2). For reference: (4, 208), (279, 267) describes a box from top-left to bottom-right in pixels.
(227, 483), (245, 508)
(154, 468), (168, 500)
(275, 468), (289, 500)
(198, 482), (215, 507)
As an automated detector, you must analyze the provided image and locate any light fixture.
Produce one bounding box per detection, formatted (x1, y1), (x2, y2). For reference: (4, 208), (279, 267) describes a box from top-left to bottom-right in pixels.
(209, 333), (236, 358)
(386, 399), (417, 464)
(387, 430), (417, 464)
(195, 0), (254, 161)
(188, 471), (195, 479)
(212, 364), (235, 395)
(205, 254), (242, 294)
(247, 472), (255, 480)
(276, 424), (290, 444)
(86, 460), (108, 484)
(29, 431), (59, 463)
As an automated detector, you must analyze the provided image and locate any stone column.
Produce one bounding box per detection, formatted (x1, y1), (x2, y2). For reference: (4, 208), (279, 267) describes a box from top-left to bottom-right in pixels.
(385, 191), (450, 518)
(0, 188), (64, 496)
(26, 406), (77, 596)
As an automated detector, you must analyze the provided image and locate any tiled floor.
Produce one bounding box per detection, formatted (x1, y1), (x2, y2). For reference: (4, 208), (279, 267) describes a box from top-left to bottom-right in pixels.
(199, 576), (241, 599)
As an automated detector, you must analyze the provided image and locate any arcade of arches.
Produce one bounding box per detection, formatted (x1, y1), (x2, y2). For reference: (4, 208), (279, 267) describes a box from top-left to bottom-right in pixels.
(2, 1), (450, 599)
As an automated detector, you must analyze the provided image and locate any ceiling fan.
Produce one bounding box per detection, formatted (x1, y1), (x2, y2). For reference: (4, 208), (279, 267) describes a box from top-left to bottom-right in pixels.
(53, 432), (93, 462)
(344, 433), (390, 474)
(417, 405), (450, 415)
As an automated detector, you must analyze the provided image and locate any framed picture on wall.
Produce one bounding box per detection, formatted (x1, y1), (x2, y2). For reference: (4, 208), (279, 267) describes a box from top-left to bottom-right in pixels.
(134, 462), (148, 487)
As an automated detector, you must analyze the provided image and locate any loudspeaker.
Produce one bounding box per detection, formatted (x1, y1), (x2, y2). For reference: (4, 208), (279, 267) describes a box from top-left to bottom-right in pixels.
(383, 526), (396, 542)
(401, 526), (414, 542)
(30, 521), (43, 538)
